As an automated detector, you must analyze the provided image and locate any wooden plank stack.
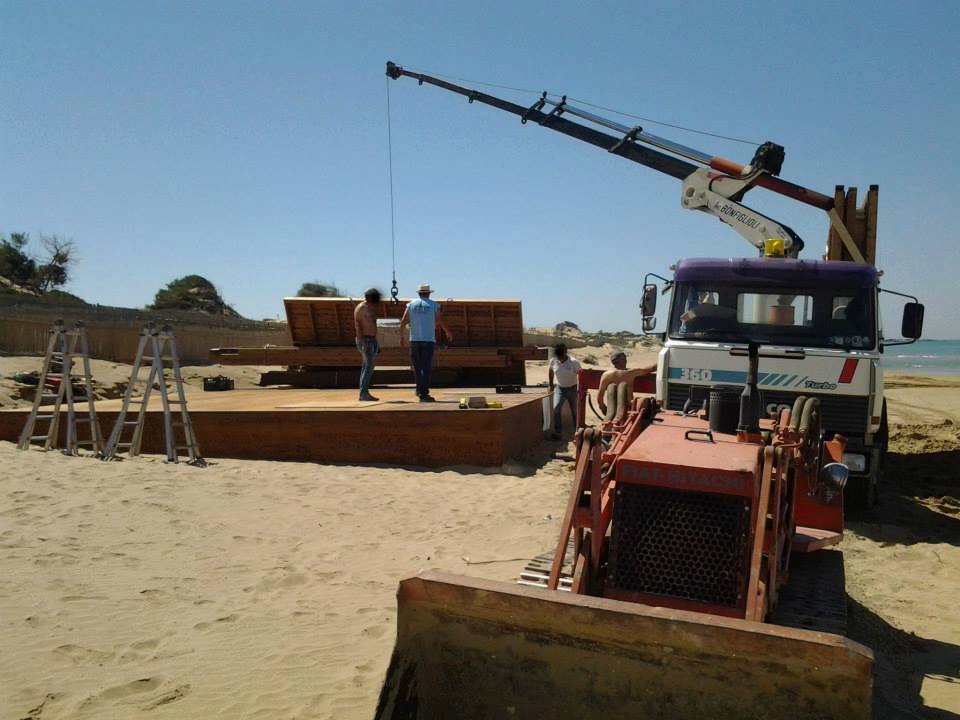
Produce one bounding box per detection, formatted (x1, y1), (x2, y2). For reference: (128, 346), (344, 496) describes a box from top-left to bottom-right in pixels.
(283, 297), (525, 347)
(826, 185), (878, 265)
(211, 297), (545, 388)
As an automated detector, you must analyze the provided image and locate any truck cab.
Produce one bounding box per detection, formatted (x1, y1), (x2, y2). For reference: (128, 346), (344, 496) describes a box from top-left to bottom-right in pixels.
(643, 256), (922, 506)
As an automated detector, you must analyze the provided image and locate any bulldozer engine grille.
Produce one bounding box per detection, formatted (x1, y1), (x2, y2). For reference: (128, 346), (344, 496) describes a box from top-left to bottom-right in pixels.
(667, 383), (869, 437)
(608, 484), (750, 608)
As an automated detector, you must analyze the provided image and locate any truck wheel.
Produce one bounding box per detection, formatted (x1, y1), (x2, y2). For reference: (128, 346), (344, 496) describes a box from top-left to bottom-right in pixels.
(846, 469), (877, 510)
(845, 402), (887, 510)
(876, 401), (889, 499)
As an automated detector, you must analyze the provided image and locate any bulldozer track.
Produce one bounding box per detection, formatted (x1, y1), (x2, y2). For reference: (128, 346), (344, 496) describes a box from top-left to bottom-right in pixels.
(518, 545), (848, 636)
(517, 541), (574, 592)
(768, 549), (848, 636)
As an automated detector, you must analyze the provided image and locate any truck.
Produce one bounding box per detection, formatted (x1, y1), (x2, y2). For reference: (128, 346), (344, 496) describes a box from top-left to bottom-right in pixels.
(386, 61), (925, 506)
(643, 254), (922, 506)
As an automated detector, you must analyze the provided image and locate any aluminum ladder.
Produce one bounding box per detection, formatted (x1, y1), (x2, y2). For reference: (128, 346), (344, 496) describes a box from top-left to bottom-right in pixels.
(101, 323), (205, 465)
(17, 320), (103, 454)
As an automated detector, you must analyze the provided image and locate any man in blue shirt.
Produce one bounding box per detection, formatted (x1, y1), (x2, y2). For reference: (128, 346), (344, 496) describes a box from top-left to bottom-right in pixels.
(400, 283), (453, 402)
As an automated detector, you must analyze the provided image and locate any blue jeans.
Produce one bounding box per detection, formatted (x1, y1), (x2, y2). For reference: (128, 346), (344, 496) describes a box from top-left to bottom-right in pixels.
(553, 385), (577, 433)
(357, 337), (379, 396)
(410, 341), (436, 397)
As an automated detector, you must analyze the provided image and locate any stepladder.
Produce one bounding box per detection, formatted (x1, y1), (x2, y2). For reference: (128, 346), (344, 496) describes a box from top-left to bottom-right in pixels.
(101, 323), (205, 466)
(17, 320), (104, 454)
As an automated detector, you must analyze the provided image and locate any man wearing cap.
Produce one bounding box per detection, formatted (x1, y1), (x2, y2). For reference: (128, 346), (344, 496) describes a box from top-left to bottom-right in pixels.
(597, 351), (657, 414)
(400, 283), (453, 402)
(354, 287), (383, 401)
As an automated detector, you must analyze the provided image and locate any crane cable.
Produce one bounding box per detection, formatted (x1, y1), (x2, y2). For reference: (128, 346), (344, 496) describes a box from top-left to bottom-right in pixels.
(386, 77), (399, 302)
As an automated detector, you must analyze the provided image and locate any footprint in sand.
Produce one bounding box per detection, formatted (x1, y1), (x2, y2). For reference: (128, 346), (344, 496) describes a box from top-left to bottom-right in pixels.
(55, 644), (115, 665)
(78, 677), (191, 712)
(232, 535), (264, 544)
(279, 573), (307, 588)
(99, 678), (162, 699)
(193, 613), (239, 630)
(118, 635), (169, 664)
(141, 683), (191, 710)
(361, 624), (387, 639)
(19, 692), (61, 719)
(138, 588), (171, 601)
(34, 552), (80, 567)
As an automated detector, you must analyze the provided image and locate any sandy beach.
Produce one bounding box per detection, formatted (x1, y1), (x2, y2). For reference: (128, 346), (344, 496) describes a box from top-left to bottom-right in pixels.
(1, 352), (958, 718)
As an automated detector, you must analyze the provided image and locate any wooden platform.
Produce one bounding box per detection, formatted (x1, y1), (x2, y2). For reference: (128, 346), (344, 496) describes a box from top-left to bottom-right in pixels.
(0, 387), (551, 467)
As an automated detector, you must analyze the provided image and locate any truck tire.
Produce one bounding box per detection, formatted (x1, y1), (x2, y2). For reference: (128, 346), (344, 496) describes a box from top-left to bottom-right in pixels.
(846, 401), (887, 510)
(876, 400), (889, 496)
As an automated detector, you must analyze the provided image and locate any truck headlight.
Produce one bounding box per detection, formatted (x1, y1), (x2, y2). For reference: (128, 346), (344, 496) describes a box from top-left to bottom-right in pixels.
(842, 452), (867, 473)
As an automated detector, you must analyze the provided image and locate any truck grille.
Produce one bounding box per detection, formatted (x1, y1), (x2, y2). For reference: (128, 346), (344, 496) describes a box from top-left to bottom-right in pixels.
(608, 484), (750, 608)
(667, 383), (869, 437)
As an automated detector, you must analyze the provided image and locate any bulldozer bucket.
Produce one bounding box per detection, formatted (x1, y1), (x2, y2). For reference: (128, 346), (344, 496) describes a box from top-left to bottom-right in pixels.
(375, 571), (873, 720)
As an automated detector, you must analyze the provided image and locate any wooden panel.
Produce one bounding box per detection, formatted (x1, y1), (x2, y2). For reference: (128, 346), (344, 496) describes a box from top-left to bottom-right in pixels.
(284, 298), (525, 347)
(503, 347), (548, 361)
(842, 187), (858, 262)
(863, 185), (878, 266)
(826, 185), (846, 260)
(209, 345), (530, 368)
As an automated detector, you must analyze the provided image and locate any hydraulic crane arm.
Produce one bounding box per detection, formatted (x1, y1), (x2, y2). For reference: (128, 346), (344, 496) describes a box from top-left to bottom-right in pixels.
(386, 62), (850, 259)
(386, 61), (697, 181)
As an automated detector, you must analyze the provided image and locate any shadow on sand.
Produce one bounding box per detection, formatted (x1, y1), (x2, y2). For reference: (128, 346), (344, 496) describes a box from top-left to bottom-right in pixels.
(848, 597), (960, 719)
(847, 449), (960, 547)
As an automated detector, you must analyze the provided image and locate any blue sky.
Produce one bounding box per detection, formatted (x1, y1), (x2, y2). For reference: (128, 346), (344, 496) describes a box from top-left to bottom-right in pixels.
(2, 0), (958, 338)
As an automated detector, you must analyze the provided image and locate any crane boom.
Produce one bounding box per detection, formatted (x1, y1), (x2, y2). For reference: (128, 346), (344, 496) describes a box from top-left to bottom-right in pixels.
(385, 62), (851, 258)
(386, 61), (697, 181)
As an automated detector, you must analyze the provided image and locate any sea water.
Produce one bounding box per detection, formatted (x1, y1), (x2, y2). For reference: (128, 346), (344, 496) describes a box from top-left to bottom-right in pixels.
(883, 339), (960, 375)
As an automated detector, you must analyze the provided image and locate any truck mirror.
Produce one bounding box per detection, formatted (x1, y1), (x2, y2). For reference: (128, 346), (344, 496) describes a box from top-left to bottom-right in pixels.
(641, 284), (657, 318)
(901, 302), (924, 339)
(643, 316), (657, 332)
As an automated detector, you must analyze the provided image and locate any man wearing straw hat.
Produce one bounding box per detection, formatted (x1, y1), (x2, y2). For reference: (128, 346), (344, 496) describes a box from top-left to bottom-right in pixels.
(400, 283), (453, 402)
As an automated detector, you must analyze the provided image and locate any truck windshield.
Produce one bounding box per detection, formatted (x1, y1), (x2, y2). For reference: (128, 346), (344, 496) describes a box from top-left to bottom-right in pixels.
(668, 282), (875, 349)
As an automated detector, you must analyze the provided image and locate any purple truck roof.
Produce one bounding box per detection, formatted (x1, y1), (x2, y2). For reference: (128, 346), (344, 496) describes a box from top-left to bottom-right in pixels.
(673, 257), (878, 289)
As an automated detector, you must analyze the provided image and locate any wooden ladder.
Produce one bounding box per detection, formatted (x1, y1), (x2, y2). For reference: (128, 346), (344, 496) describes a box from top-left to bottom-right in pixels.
(101, 323), (205, 465)
(17, 320), (103, 454)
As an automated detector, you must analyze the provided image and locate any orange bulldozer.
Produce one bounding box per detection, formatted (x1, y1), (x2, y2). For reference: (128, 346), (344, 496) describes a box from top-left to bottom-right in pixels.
(375, 344), (873, 719)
